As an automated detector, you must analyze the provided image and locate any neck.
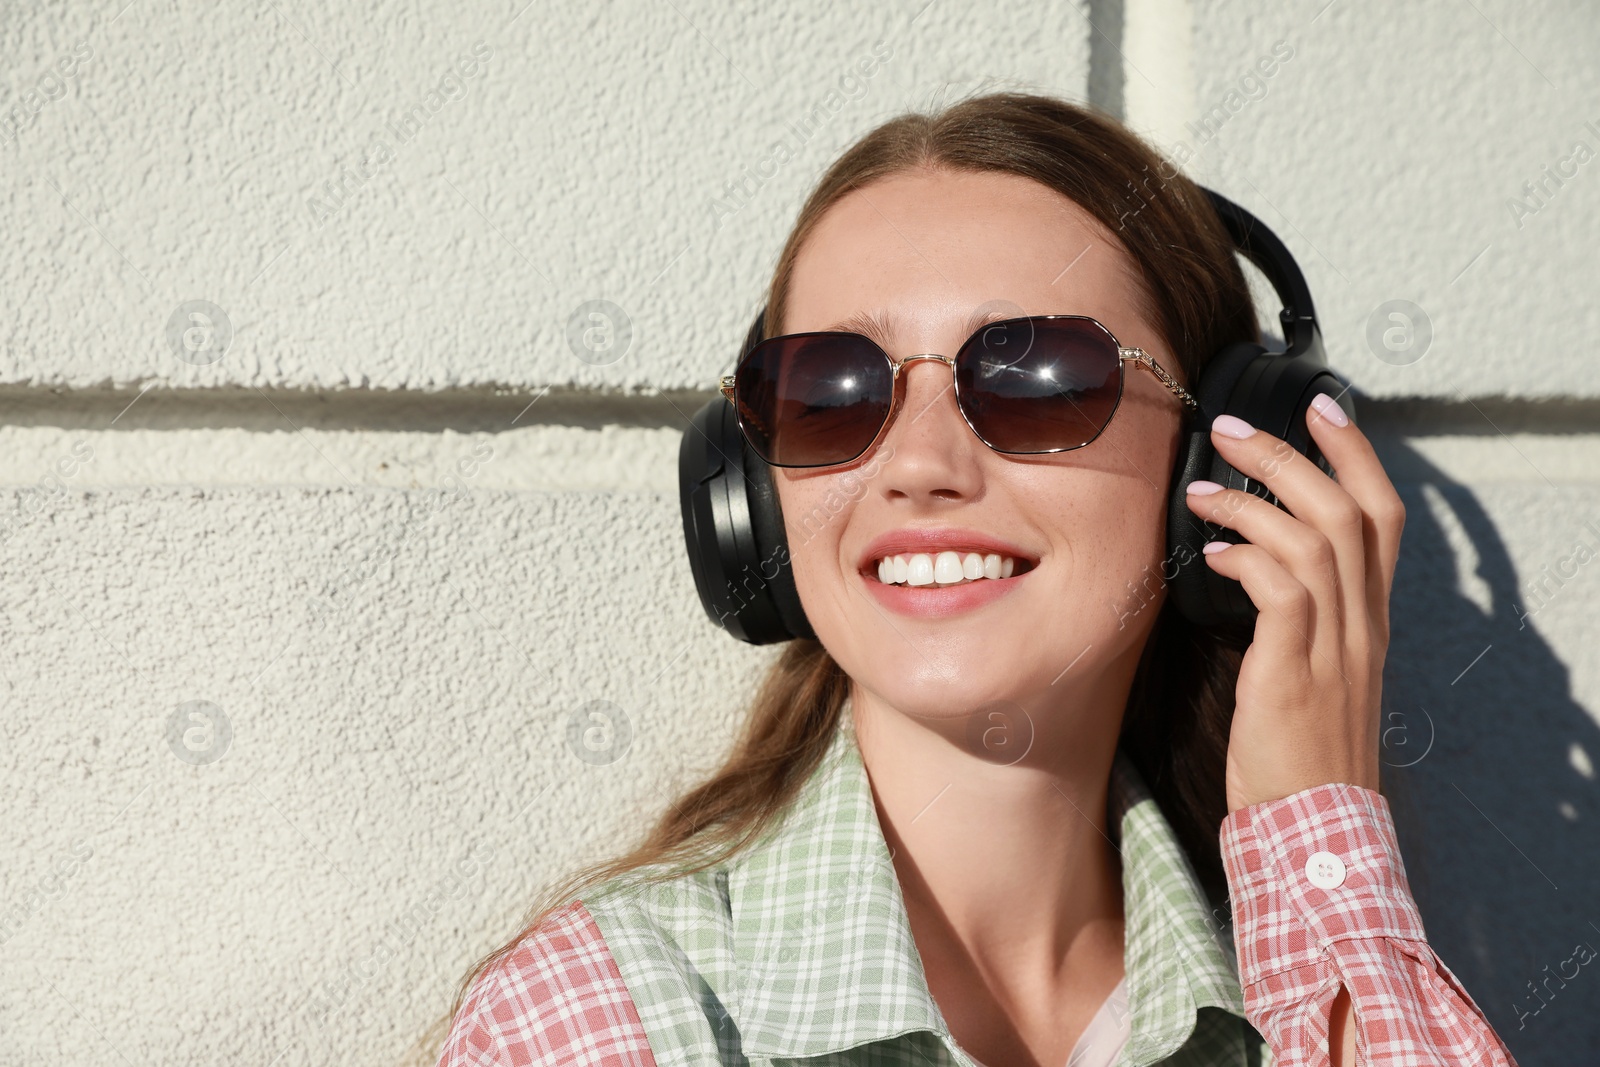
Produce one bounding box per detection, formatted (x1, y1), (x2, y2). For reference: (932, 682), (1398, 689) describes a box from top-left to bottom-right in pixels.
(850, 661), (1138, 1046)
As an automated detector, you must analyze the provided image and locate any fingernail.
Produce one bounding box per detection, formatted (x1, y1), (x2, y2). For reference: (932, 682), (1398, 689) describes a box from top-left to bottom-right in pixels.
(1186, 480), (1224, 495)
(1203, 541), (1232, 554)
(1309, 392), (1349, 428)
(1212, 414), (1256, 439)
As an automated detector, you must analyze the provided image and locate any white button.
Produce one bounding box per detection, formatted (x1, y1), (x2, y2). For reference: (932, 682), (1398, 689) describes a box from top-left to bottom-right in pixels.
(1305, 851), (1346, 889)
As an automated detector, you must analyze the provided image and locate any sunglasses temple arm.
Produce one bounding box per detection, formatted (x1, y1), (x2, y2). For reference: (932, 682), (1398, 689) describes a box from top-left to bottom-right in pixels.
(1121, 350), (1199, 410)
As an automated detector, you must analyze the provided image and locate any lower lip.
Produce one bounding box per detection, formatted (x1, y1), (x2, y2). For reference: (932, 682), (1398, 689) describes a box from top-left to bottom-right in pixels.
(862, 568), (1031, 618)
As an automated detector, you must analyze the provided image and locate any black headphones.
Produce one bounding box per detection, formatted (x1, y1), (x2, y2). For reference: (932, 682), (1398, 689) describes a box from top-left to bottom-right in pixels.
(678, 187), (1352, 642)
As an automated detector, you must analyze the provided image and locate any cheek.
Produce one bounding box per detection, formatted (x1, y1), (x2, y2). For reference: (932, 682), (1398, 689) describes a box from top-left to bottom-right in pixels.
(1069, 488), (1170, 624)
(1027, 422), (1179, 628)
(1038, 477), (1169, 598)
(775, 478), (854, 597)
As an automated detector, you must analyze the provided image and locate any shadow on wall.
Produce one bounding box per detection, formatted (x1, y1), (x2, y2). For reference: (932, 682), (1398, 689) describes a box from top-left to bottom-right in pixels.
(1375, 438), (1600, 1064)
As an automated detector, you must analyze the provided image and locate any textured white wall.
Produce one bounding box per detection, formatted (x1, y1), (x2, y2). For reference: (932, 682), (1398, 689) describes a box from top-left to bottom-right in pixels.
(1, 1), (1596, 1064)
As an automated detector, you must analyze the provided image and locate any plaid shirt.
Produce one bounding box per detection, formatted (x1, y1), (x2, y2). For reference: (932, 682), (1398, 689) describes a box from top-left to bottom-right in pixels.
(440, 714), (1518, 1067)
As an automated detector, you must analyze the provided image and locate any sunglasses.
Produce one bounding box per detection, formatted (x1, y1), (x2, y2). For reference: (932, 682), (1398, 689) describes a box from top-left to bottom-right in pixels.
(720, 314), (1199, 469)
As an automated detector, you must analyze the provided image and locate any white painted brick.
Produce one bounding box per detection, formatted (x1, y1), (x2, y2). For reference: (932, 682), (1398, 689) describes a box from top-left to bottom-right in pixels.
(2, 0), (1092, 394)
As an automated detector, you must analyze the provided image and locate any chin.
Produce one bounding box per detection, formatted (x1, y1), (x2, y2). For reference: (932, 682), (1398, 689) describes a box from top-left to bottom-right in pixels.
(832, 607), (1137, 715)
(840, 632), (1052, 720)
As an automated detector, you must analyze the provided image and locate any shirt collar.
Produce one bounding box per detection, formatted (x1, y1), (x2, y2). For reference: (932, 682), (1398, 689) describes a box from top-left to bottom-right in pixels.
(1108, 744), (1247, 1062)
(724, 711), (1246, 1063)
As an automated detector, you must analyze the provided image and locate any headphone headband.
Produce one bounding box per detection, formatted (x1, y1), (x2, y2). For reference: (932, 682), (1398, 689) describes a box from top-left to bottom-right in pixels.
(1200, 188), (1320, 357)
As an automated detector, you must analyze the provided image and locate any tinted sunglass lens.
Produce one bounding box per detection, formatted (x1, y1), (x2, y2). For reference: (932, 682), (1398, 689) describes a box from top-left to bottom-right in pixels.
(735, 334), (894, 467)
(956, 318), (1123, 453)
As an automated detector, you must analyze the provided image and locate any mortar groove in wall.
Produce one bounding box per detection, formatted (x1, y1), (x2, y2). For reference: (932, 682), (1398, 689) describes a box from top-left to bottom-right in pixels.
(1086, 0), (1128, 120)
(2, 387), (1600, 436)
(0, 386), (715, 433)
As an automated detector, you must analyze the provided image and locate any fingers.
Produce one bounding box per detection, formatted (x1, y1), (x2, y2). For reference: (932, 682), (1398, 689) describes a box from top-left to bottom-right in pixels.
(1194, 540), (1318, 682)
(1303, 392), (1406, 639)
(1196, 397), (1401, 641)
(1184, 476), (1343, 651)
(1196, 394), (1397, 809)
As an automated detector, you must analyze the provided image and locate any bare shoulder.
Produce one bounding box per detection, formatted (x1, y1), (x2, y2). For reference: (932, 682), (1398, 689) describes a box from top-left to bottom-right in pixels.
(436, 900), (658, 1067)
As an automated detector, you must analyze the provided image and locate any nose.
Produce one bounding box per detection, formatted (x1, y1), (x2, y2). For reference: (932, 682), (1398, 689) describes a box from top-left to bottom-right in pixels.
(870, 356), (984, 504)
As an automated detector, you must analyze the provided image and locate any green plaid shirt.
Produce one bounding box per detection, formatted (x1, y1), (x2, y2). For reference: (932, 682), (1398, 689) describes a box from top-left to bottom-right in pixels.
(578, 714), (1271, 1067)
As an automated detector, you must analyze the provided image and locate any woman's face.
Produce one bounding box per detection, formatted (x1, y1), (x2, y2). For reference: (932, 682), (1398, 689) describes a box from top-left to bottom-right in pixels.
(775, 167), (1189, 731)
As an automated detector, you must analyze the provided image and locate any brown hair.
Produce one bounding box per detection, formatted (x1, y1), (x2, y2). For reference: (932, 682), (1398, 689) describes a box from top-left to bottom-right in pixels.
(412, 89), (1257, 1063)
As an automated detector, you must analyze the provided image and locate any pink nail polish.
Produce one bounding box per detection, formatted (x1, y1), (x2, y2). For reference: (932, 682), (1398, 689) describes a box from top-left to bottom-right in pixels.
(1186, 480), (1224, 495)
(1309, 392), (1349, 428)
(1212, 414), (1256, 439)
(1203, 541), (1231, 554)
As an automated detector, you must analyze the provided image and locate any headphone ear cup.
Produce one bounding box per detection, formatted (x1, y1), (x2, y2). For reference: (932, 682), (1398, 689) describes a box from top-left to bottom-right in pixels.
(1166, 341), (1266, 628)
(678, 396), (813, 645)
(1168, 337), (1354, 628)
(744, 442), (815, 643)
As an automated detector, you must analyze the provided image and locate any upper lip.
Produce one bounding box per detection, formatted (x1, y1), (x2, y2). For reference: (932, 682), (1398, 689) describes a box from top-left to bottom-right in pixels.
(857, 527), (1038, 573)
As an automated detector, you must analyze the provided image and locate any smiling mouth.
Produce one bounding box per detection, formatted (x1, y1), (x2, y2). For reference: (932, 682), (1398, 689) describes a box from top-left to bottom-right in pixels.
(872, 551), (1037, 588)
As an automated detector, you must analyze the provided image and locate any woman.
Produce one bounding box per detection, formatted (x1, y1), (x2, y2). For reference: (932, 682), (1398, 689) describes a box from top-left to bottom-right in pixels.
(430, 93), (1519, 1067)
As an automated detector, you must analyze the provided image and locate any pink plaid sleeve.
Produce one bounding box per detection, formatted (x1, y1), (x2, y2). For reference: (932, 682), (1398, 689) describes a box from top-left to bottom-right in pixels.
(436, 900), (658, 1067)
(1220, 783), (1519, 1067)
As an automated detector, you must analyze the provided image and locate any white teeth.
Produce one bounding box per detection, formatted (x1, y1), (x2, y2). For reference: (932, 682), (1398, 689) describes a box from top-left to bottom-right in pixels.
(873, 551), (1023, 587)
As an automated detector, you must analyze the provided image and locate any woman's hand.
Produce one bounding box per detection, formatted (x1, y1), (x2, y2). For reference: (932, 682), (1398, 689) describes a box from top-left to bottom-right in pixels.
(1182, 392), (1406, 813)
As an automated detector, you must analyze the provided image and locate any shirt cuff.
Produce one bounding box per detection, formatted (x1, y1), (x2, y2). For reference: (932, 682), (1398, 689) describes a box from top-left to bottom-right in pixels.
(1219, 781), (1427, 989)
(1219, 782), (1523, 1066)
